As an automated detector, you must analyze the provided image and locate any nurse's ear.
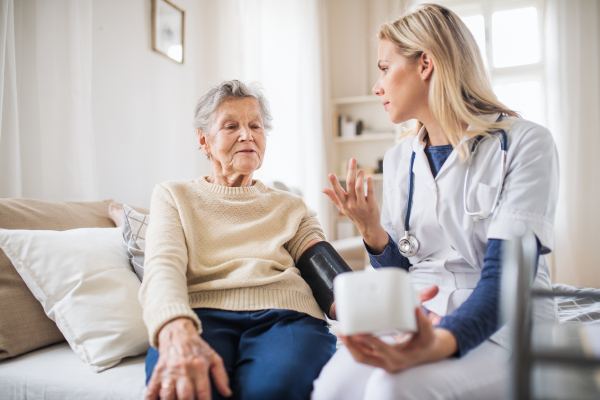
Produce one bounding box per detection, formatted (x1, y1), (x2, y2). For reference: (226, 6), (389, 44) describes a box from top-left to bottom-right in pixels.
(418, 52), (435, 82)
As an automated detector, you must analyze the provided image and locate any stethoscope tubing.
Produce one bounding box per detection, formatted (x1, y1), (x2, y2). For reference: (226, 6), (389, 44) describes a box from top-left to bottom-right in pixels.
(463, 130), (508, 220)
(400, 128), (508, 257)
(404, 151), (417, 232)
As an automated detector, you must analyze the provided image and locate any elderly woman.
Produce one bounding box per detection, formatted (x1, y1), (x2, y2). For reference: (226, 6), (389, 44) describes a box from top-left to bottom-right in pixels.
(140, 80), (336, 400)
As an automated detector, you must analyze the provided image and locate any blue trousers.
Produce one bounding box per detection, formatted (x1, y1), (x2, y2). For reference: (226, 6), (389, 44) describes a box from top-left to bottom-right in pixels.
(146, 308), (336, 400)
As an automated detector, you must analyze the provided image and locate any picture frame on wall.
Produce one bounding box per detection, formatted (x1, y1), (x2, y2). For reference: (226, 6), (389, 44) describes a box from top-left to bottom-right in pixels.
(152, 0), (184, 64)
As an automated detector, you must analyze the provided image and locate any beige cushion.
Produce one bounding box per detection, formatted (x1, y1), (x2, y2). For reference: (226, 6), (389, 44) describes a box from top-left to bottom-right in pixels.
(0, 198), (115, 360)
(107, 203), (150, 227)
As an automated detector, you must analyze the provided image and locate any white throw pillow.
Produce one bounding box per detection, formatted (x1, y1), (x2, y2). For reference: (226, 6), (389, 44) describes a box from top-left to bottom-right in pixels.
(0, 227), (149, 372)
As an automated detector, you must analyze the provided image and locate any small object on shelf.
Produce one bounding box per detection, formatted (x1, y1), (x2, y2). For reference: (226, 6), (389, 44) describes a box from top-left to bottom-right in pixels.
(375, 158), (384, 174)
(356, 120), (363, 136)
(343, 118), (357, 138)
(363, 167), (375, 175)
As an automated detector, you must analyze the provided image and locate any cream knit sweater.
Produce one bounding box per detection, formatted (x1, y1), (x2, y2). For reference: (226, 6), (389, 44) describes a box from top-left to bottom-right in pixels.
(139, 177), (327, 347)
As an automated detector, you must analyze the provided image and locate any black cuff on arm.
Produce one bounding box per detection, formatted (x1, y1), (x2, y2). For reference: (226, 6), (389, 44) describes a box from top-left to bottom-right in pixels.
(296, 241), (352, 318)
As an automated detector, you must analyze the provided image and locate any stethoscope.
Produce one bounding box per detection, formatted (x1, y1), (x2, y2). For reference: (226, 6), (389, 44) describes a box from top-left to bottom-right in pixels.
(398, 129), (508, 257)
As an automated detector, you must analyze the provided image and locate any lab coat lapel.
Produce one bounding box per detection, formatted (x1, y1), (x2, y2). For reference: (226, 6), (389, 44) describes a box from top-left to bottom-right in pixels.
(411, 129), (436, 190)
(434, 149), (459, 180)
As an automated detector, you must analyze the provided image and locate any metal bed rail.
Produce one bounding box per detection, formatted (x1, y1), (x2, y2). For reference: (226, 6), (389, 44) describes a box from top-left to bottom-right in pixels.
(502, 230), (600, 400)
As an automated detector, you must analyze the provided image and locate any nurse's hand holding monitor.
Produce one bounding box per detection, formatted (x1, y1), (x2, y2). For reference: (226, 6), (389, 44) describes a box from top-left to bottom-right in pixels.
(314, 3), (558, 399)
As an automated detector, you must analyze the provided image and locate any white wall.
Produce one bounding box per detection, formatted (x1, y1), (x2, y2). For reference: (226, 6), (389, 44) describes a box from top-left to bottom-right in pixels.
(326, 0), (408, 98)
(91, 0), (213, 209)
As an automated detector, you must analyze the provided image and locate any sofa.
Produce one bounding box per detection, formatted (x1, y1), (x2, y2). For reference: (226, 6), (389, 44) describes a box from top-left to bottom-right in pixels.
(0, 197), (363, 400)
(0, 198), (150, 400)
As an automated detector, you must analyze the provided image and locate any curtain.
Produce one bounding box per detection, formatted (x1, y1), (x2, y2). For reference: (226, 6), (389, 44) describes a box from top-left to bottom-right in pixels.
(546, 0), (600, 288)
(0, 0), (21, 196)
(211, 0), (331, 235)
(0, 0), (97, 201)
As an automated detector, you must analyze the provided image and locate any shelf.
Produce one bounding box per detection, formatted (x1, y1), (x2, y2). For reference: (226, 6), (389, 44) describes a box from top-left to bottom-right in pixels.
(335, 173), (383, 181)
(334, 132), (395, 143)
(333, 95), (381, 105)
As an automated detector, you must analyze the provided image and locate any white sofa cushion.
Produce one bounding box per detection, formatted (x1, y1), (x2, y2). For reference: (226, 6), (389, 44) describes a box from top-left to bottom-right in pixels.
(0, 342), (145, 400)
(0, 227), (149, 372)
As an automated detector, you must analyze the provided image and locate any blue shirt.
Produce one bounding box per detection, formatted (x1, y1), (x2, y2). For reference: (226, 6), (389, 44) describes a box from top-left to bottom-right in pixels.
(423, 144), (453, 178)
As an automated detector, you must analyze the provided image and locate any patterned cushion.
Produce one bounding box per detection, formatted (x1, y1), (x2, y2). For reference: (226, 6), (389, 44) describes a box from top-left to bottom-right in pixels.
(122, 205), (149, 281)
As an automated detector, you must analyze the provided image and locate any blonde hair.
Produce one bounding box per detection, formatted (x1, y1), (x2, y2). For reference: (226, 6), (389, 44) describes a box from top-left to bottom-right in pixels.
(378, 3), (518, 159)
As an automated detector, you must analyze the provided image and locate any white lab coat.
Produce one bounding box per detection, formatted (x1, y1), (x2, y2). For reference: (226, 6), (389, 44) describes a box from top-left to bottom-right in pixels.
(312, 115), (559, 400)
(380, 113), (558, 348)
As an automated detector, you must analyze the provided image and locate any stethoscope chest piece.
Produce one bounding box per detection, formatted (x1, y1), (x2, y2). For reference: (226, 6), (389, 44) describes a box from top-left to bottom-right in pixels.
(398, 231), (419, 257)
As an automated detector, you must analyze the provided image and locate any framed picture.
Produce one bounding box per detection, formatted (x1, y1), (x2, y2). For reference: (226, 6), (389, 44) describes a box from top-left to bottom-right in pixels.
(152, 0), (184, 64)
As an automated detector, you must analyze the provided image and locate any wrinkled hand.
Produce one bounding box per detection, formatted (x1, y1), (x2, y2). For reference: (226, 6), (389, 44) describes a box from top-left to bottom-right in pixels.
(146, 318), (232, 400)
(340, 285), (455, 373)
(323, 159), (388, 252)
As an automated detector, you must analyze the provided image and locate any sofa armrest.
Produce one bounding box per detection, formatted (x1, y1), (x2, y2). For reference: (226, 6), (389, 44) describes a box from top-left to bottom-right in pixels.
(329, 236), (366, 271)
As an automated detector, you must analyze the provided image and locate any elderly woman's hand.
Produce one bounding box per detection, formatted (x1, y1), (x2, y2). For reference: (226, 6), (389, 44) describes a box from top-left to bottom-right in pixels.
(323, 158), (389, 253)
(146, 318), (232, 400)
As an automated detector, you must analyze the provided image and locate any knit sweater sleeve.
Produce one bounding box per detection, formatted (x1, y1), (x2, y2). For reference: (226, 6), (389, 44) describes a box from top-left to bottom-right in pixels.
(285, 204), (327, 263)
(139, 183), (202, 348)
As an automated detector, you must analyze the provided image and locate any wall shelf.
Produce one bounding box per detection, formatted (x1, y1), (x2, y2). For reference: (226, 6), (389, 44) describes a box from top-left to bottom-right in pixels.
(333, 95), (381, 105)
(334, 132), (395, 143)
(329, 95), (393, 241)
(335, 173), (384, 181)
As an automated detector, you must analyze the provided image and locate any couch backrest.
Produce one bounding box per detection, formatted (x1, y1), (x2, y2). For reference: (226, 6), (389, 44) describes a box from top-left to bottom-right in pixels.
(0, 198), (115, 360)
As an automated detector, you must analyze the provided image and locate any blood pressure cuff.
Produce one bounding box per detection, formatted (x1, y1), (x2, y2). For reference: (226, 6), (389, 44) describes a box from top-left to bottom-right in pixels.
(296, 241), (352, 318)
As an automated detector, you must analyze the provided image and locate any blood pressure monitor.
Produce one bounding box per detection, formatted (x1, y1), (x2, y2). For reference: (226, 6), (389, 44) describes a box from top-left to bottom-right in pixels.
(333, 268), (418, 336)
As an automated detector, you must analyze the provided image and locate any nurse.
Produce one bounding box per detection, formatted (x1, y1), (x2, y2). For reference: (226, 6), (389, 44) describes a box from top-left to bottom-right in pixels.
(313, 3), (558, 400)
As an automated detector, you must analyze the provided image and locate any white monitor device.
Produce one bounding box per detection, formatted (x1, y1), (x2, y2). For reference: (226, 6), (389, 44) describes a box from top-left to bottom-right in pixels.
(333, 268), (418, 336)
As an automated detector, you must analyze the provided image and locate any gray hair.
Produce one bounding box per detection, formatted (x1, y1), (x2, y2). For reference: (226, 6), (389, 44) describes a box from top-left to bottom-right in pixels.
(193, 80), (273, 134)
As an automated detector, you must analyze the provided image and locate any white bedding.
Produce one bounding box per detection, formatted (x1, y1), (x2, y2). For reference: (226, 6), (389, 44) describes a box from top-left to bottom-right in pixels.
(553, 284), (600, 324)
(0, 342), (145, 400)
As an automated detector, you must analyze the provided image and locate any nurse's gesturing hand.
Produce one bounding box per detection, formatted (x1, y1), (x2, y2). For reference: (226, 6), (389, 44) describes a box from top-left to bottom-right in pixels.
(323, 158), (390, 254)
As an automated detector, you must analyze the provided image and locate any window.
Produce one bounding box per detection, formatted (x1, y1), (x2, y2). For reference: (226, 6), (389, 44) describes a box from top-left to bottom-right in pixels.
(418, 0), (547, 126)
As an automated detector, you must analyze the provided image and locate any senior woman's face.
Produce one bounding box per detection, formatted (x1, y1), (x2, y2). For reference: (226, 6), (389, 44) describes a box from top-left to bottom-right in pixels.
(203, 97), (266, 176)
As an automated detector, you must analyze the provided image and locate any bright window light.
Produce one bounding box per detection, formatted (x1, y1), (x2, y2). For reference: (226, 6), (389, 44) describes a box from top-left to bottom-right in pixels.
(492, 7), (539, 68)
(462, 15), (487, 65)
(494, 81), (544, 125)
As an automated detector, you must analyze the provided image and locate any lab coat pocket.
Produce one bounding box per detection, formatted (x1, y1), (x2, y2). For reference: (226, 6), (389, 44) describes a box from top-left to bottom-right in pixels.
(475, 182), (497, 214)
